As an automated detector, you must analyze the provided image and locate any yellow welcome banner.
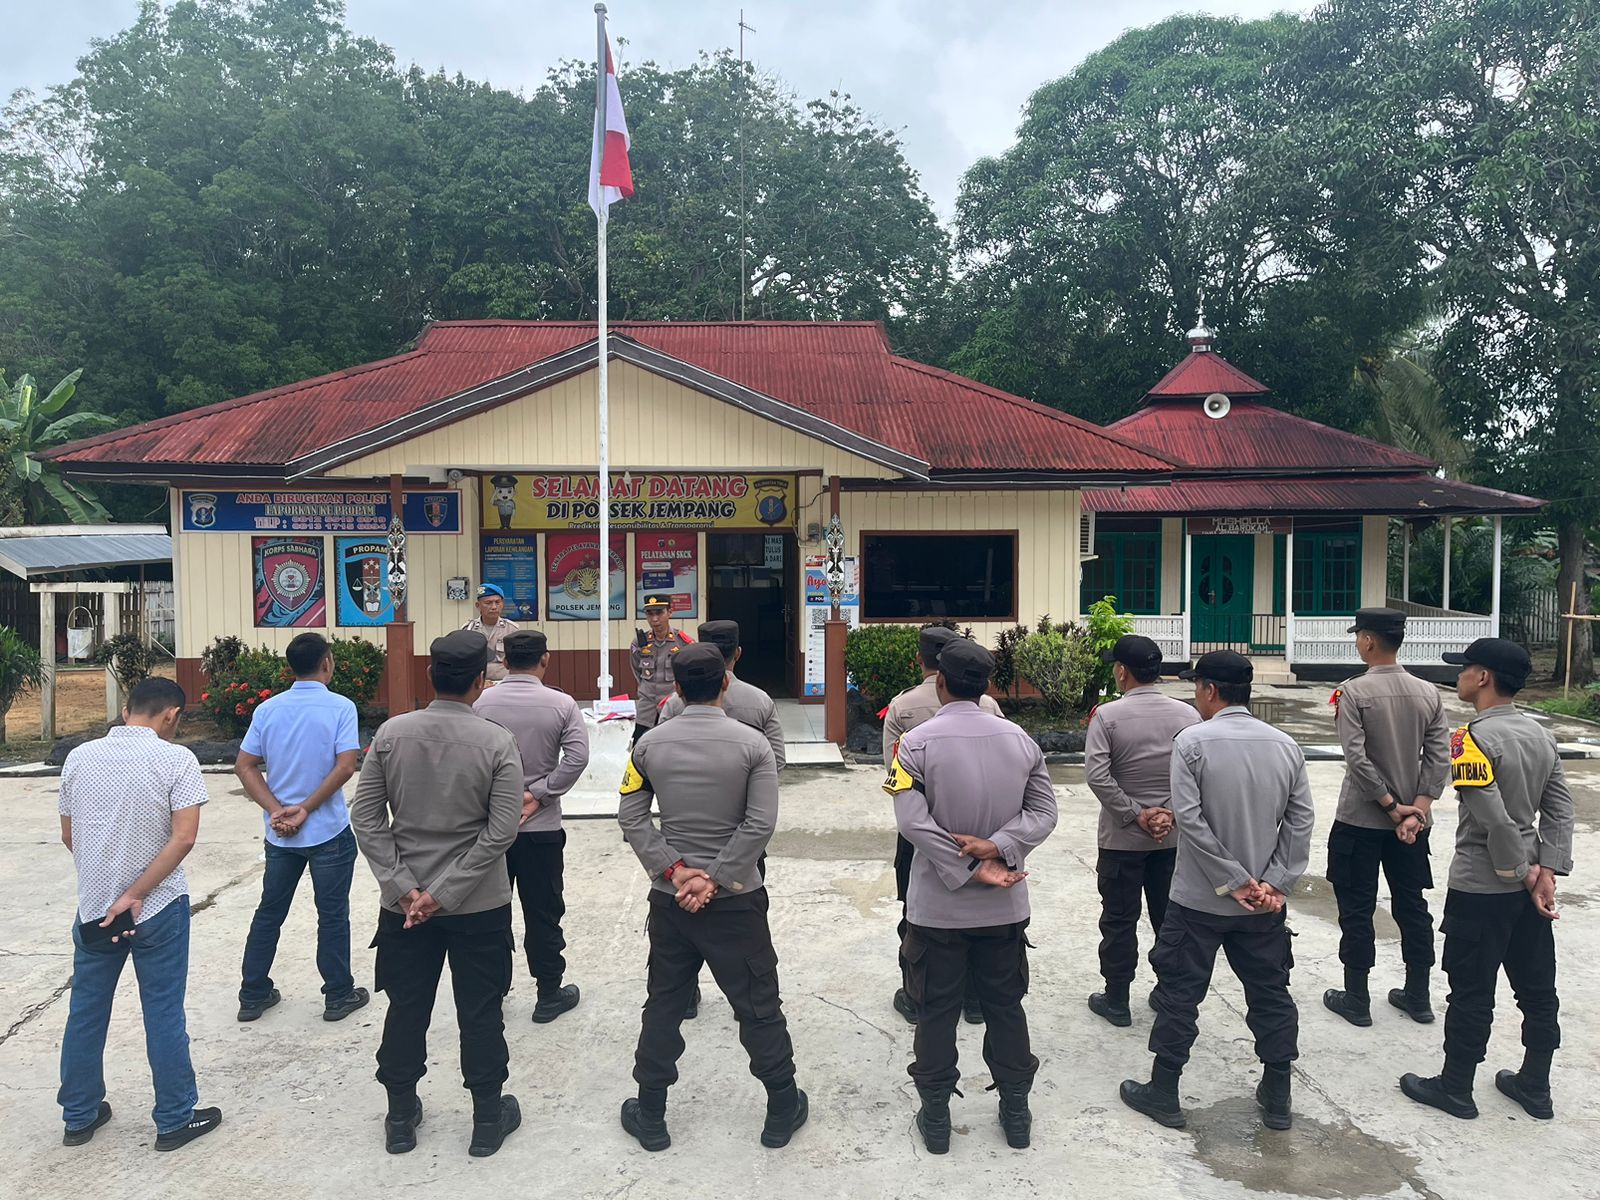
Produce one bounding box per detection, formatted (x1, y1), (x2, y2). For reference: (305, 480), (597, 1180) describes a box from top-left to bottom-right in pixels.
(481, 473), (795, 531)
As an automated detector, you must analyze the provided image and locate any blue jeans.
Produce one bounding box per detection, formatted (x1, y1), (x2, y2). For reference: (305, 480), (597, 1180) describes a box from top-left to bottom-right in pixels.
(58, 897), (198, 1135)
(240, 825), (357, 1004)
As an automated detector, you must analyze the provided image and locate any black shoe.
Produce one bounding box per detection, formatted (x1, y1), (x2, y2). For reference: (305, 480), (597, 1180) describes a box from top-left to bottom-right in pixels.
(621, 1098), (671, 1151)
(1399, 1073), (1478, 1119)
(384, 1098), (423, 1154)
(1256, 1075), (1293, 1131)
(963, 998), (984, 1025)
(1387, 987), (1435, 1024)
(154, 1107), (223, 1152)
(1119, 1079), (1185, 1129)
(468, 1094), (521, 1158)
(532, 984), (581, 1024)
(915, 1089), (953, 1154)
(63, 1101), (112, 1147)
(1323, 988), (1373, 1027)
(892, 988), (918, 1025)
(1494, 1070), (1554, 1120)
(1088, 992), (1132, 1028)
(237, 989), (281, 1023)
(760, 1088), (809, 1148)
(683, 986), (700, 1021)
(996, 1082), (1031, 1148)
(323, 987), (370, 1022)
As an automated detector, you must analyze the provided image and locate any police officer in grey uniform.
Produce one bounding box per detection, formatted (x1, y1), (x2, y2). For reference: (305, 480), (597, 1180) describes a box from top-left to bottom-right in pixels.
(658, 620), (784, 767)
(616, 643), (808, 1152)
(883, 625), (1002, 1026)
(461, 584), (520, 683)
(629, 594), (693, 744)
(1400, 638), (1573, 1121)
(885, 638), (1058, 1153)
(1083, 634), (1200, 1027)
(1120, 651), (1314, 1132)
(1323, 608), (1450, 1028)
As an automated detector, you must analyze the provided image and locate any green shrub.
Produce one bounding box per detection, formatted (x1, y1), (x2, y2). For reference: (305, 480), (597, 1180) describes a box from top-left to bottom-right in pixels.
(992, 624), (1030, 697)
(199, 634), (245, 678)
(1015, 626), (1096, 719)
(1084, 595), (1135, 702)
(197, 647), (292, 737)
(329, 636), (386, 707)
(844, 624), (925, 711)
(91, 632), (157, 691)
(0, 625), (43, 741)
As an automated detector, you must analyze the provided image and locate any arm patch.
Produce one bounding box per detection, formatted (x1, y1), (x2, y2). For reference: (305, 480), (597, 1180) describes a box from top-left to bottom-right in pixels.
(882, 753), (916, 796)
(1450, 727), (1494, 788)
(619, 756), (648, 795)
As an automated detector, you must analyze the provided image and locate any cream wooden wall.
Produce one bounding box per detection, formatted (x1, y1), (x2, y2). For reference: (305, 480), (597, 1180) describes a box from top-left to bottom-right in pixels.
(1160, 518), (1184, 614)
(1361, 514), (1389, 606)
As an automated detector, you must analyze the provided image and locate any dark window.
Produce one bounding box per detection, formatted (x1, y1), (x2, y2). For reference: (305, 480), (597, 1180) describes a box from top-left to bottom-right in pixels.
(1293, 528), (1362, 614)
(862, 533), (1015, 620)
(1081, 531), (1162, 614)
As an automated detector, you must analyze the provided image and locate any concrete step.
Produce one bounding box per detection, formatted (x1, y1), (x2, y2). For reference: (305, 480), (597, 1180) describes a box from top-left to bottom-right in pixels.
(1250, 656), (1298, 685)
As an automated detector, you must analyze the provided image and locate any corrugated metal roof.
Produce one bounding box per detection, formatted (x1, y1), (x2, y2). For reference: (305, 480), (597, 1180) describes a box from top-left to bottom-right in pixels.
(0, 532), (172, 578)
(1083, 475), (1543, 516)
(1144, 349), (1272, 399)
(44, 321), (1178, 477)
(1110, 400), (1436, 472)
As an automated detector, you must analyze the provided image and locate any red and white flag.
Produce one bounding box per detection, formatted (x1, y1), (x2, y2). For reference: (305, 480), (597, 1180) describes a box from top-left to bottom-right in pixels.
(588, 37), (634, 216)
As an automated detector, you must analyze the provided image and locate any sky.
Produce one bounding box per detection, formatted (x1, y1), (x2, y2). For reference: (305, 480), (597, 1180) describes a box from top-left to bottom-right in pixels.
(2, 0), (1315, 219)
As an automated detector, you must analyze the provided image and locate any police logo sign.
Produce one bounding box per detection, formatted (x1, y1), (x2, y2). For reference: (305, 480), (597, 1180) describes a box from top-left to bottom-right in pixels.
(252, 537), (325, 628)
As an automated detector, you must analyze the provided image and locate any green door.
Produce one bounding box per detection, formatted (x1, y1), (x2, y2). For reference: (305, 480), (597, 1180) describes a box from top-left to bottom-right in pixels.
(1191, 534), (1254, 645)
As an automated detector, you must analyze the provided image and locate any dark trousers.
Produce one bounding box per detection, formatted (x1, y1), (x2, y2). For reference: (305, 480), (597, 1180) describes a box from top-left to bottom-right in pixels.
(895, 835), (980, 1010)
(506, 830), (567, 994)
(1440, 888), (1560, 1067)
(1150, 903), (1298, 1069)
(371, 905), (513, 1096)
(903, 921), (1037, 1092)
(1327, 821), (1435, 971)
(240, 826), (357, 1004)
(633, 890), (795, 1093)
(1096, 847), (1176, 986)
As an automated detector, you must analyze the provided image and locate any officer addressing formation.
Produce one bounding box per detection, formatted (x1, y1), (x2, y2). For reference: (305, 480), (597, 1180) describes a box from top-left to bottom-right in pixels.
(54, 588), (1581, 1157)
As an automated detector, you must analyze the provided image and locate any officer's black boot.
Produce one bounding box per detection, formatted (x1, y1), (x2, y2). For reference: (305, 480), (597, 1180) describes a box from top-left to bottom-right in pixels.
(1387, 964), (1435, 1024)
(914, 1086), (955, 1154)
(994, 1081), (1032, 1149)
(1255, 1062), (1293, 1130)
(467, 1091), (521, 1157)
(893, 987), (919, 1025)
(621, 1087), (672, 1152)
(1399, 1055), (1479, 1119)
(1495, 1048), (1555, 1120)
(1119, 1058), (1185, 1129)
(383, 1089), (423, 1155)
(1088, 980), (1133, 1028)
(1323, 966), (1372, 1027)
(759, 1080), (810, 1148)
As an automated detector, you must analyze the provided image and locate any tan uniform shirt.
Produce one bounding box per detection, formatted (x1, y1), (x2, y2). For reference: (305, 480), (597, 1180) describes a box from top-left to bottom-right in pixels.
(886, 701), (1058, 929)
(1084, 686), (1201, 850)
(460, 616), (521, 682)
(629, 628), (693, 728)
(1333, 664), (1450, 829)
(618, 706), (779, 901)
(881, 674), (1002, 766)
(350, 700), (524, 915)
(659, 675), (785, 769)
(1447, 703), (1574, 892)
(473, 674), (591, 834)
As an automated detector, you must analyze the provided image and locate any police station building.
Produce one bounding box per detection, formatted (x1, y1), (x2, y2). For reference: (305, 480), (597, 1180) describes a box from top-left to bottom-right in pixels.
(41, 319), (1539, 716)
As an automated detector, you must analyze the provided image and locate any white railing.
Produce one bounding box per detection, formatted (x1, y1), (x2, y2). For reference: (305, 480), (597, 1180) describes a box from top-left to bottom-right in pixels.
(1290, 614), (1494, 666)
(1128, 614), (1188, 662)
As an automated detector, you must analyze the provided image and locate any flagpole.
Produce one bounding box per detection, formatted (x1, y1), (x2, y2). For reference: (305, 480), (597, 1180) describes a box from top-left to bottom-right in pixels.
(594, 2), (612, 712)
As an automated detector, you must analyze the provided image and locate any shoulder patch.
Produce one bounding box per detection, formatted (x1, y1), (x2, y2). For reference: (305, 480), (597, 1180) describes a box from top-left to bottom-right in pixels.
(882, 753), (916, 797)
(1450, 727), (1494, 788)
(1329, 686), (1343, 711)
(619, 756), (648, 795)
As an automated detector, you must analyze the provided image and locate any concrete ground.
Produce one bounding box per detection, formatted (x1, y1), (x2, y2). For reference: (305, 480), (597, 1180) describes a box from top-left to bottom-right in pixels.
(3, 755), (1598, 1199)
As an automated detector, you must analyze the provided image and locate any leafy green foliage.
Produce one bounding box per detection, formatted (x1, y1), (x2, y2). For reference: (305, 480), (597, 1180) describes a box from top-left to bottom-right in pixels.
(1014, 627), (1096, 719)
(1084, 596), (1135, 702)
(990, 624), (1031, 698)
(0, 625), (44, 741)
(197, 635), (384, 736)
(844, 624), (924, 712)
(329, 636), (385, 708)
(199, 635), (246, 680)
(90, 632), (157, 691)
(0, 368), (114, 522)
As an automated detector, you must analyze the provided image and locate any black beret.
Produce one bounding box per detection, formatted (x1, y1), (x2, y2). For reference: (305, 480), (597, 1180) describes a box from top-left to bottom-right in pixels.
(1103, 633), (1163, 670)
(697, 620), (740, 662)
(673, 642), (728, 689)
(939, 637), (995, 692)
(504, 630), (548, 658)
(918, 625), (960, 664)
(431, 629), (489, 674)
(1443, 637), (1532, 689)
(1179, 649), (1253, 685)
(1348, 607), (1407, 637)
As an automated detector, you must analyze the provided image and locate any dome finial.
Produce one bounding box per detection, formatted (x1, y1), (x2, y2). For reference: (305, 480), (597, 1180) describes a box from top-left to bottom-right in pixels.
(1187, 290), (1214, 351)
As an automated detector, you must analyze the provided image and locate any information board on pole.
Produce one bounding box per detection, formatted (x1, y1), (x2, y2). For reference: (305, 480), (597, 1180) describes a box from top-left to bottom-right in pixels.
(802, 553), (859, 697)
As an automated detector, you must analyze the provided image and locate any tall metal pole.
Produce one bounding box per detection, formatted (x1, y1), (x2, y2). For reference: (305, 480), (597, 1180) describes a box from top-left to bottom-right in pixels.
(738, 10), (755, 320)
(595, 3), (613, 709)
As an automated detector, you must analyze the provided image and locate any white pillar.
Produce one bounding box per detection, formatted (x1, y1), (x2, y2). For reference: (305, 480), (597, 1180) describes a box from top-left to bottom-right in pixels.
(1491, 515), (1503, 636)
(104, 594), (123, 724)
(1183, 526), (1193, 659)
(1401, 520), (1411, 602)
(1441, 517), (1452, 611)
(1284, 523), (1295, 665)
(39, 591), (55, 743)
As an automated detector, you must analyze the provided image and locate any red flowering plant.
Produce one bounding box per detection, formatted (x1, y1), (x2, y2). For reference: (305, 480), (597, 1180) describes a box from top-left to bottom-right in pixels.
(196, 648), (293, 737)
(327, 637), (386, 708)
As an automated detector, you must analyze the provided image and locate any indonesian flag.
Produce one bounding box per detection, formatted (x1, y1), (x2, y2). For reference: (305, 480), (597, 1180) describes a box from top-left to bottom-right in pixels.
(588, 38), (634, 216)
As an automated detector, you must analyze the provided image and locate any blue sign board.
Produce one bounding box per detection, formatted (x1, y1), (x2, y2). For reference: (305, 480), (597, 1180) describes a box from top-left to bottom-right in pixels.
(480, 533), (540, 621)
(181, 490), (460, 534)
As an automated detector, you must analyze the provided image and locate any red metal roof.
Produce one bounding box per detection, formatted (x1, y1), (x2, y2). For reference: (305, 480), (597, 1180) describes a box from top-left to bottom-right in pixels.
(1084, 475), (1543, 516)
(1144, 349), (1272, 399)
(1110, 400), (1436, 473)
(46, 321), (1178, 478)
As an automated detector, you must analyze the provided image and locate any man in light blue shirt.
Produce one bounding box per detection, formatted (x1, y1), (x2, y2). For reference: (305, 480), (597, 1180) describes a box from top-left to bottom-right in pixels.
(235, 632), (366, 1022)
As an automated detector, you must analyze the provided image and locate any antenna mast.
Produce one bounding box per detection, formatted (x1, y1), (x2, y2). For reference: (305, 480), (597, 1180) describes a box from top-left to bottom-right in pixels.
(738, 9), (756, 320)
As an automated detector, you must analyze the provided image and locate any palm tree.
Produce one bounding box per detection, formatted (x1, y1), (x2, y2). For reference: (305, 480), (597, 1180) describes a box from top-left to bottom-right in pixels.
(0, 368), (117, 523)
(1355, 343), (1468, 476)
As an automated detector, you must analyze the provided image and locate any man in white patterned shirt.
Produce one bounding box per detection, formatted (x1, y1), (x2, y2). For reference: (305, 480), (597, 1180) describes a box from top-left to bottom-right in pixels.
(56, 677), (222, 1152)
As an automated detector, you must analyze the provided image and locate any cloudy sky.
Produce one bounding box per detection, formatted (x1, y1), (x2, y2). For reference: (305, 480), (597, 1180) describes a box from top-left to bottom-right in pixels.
(5, 0), (1314, 218)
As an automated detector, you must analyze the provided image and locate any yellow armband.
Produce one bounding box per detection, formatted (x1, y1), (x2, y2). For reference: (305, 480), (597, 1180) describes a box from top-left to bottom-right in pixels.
(1450, 727), (1494, 788)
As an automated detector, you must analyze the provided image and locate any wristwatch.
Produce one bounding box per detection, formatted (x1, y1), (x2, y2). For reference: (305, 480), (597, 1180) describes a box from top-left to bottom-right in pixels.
(663, 859), (686, 883)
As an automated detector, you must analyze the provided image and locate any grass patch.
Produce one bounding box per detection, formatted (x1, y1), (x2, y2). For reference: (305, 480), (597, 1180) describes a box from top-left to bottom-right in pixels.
(1533, 698), (1600, 722)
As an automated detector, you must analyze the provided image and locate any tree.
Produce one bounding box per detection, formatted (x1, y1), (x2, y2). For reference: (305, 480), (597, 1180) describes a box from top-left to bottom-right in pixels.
(0, 368), (114, 521)
(0, 625), (43, 742)
(1307, 0), (1600, 682)
(1354, 340), (1468, 476)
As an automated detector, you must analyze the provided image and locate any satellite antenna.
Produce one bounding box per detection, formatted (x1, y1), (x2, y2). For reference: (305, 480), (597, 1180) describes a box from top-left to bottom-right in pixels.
(1203, 392), (1231, 420)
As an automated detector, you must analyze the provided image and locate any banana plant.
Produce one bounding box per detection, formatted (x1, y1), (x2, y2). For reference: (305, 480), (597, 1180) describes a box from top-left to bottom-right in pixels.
(0, 368), (118, 523)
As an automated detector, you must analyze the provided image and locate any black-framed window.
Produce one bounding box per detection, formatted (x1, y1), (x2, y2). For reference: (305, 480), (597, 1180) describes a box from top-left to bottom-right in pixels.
(1081, 522), (1162, 614)
(862, 533), (1016, 620)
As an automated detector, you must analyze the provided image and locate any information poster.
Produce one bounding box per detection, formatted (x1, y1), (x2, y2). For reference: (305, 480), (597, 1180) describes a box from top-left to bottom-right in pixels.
(634, 532), (699, 618)
(252, 536), (326, 628)
(802, 553), (860, 697)
(480, 533), (540, 620)
(334, 538), (394, 626)
(547, 532), (625, 620)
(184, 490), (459, 533)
